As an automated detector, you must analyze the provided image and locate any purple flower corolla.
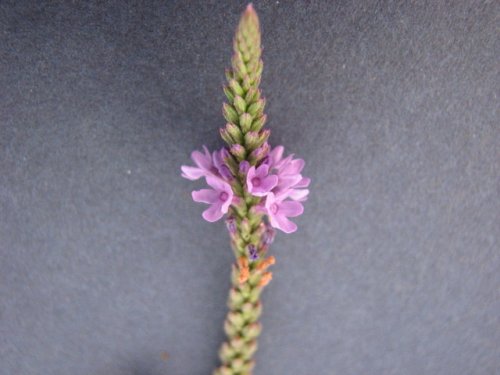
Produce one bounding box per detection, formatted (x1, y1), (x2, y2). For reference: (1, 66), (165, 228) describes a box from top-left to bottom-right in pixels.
(247, 244), (259, 261)
(247, 164), (279, 197)
(271, 153), (310, 201)
(265, 192), (304, 233)
(181, 146), (214, 180)
(192, 176), (233, 222)
(213, 148), (234, 181)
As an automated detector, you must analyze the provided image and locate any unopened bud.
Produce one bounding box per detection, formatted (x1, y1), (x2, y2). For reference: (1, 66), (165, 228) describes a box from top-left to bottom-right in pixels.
(228, 79), (244, 96)
(250, 114), (267, 132)
(229, 287), (244, 307)
(239, 113), (253, 133)
(245, 87), (259, 103)
(242, 75), (252, 91)
(249, 142), (269, 164)
(230, 144), (246, 161)
(258, 129), (271, 145)
(223, 85), (234, 103)
(220, 128), (234, 145)
(233, 95), (246, 114)
(244, 131), (260, 150)
(247, 98), (265, 117)
(244, 322), (262, 340)
(223, 102), (239, 124)
(228, 312), (244, 328)
(239, 160), (250, 174)
(225, 122), (243, 143)
(222, 152), (239, 175)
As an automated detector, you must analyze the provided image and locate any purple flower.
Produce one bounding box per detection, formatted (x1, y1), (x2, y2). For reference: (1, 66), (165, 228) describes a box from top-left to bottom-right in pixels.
(271, 151), (310, 202)
(247, 164), (279, 197)
(192, 176), (233, 222)
(247, 244), (259, 261)
(212, 148), (234, 181)
(265, 192), (304, 233)
(239, 160), (250, 174)
(268, 145), (284, 169)
(181, 146), (215, 180)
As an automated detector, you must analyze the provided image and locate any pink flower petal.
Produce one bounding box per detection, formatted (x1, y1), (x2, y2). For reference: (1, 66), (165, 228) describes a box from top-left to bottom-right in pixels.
(294, 177), (311, 188)
(192, 189), (218, 204)
(259, 174), (279, 192)
(206, 175), (230, 192)
(269, 145), (284, 166)
(190, 146), (211, 169)
(287, 188), (309, 201)
(277, 174), (303, 190)
(181, 166), (205, 180)
(256, 163), (270, 177)
(202, 203), (224, 222)
(279, 200), (304, 217)
(270, 214), (297, 233)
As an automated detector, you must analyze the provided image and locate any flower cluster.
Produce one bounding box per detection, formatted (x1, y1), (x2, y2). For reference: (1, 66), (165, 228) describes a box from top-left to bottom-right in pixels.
(181, 144), (309, 233)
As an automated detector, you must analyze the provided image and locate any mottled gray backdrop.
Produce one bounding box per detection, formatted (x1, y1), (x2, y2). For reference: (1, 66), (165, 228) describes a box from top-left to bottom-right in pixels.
(1, 1), (498, 374)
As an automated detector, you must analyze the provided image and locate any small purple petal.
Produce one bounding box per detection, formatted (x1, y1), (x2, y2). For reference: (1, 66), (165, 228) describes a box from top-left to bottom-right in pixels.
(191, 146), (212, 170)
(258, 175), (279, 192)
(202, 202), (224, 222)
(181, 166), (206, 180)
(239, 160), (250, 174)
(294, 177), (311, 188)
(247, 244), (259, 261)
(287, 188), (309, 201)
(192, 189), (218, 204)
(270, 214), (297, 233)
(278, 200), (304, 217)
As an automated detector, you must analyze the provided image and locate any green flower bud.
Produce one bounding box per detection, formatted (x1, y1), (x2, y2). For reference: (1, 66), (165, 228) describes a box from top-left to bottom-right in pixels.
(224, 319), (238, 337)
(247, 98), (265, 117)
(229, 79), (244, 96)
(230, 357), (245, 372)
(219, 343), (235, 362)
(225, 122), (243, 143)
(239, 113), (253, 133)
(220, 127), (235, 145)
(233, 95), (246, 114)
(250, 114), (267, 132)
(228, 312), (245, 328)
(245, 87), (259, 103)
(230, 144), (246, 161)
(223, 102), (239, 124)
(223, 85), (234, 103)
(244, 323), (262, 340)
(244, 131), (260, 150)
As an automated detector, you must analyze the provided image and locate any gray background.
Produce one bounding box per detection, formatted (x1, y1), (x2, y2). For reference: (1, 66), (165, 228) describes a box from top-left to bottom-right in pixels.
(0, 1), (498, 374)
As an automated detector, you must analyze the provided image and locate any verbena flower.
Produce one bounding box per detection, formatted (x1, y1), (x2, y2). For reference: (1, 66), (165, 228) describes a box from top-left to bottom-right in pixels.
(246, 164), (279, 196)
(191, 176), (233, 222)
(264, 192), (304, 233)
(180, 146), (214, 180)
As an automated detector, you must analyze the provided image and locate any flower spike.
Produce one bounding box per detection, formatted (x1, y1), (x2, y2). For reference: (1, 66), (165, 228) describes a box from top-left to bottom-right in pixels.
(180, 4), (310, 373)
